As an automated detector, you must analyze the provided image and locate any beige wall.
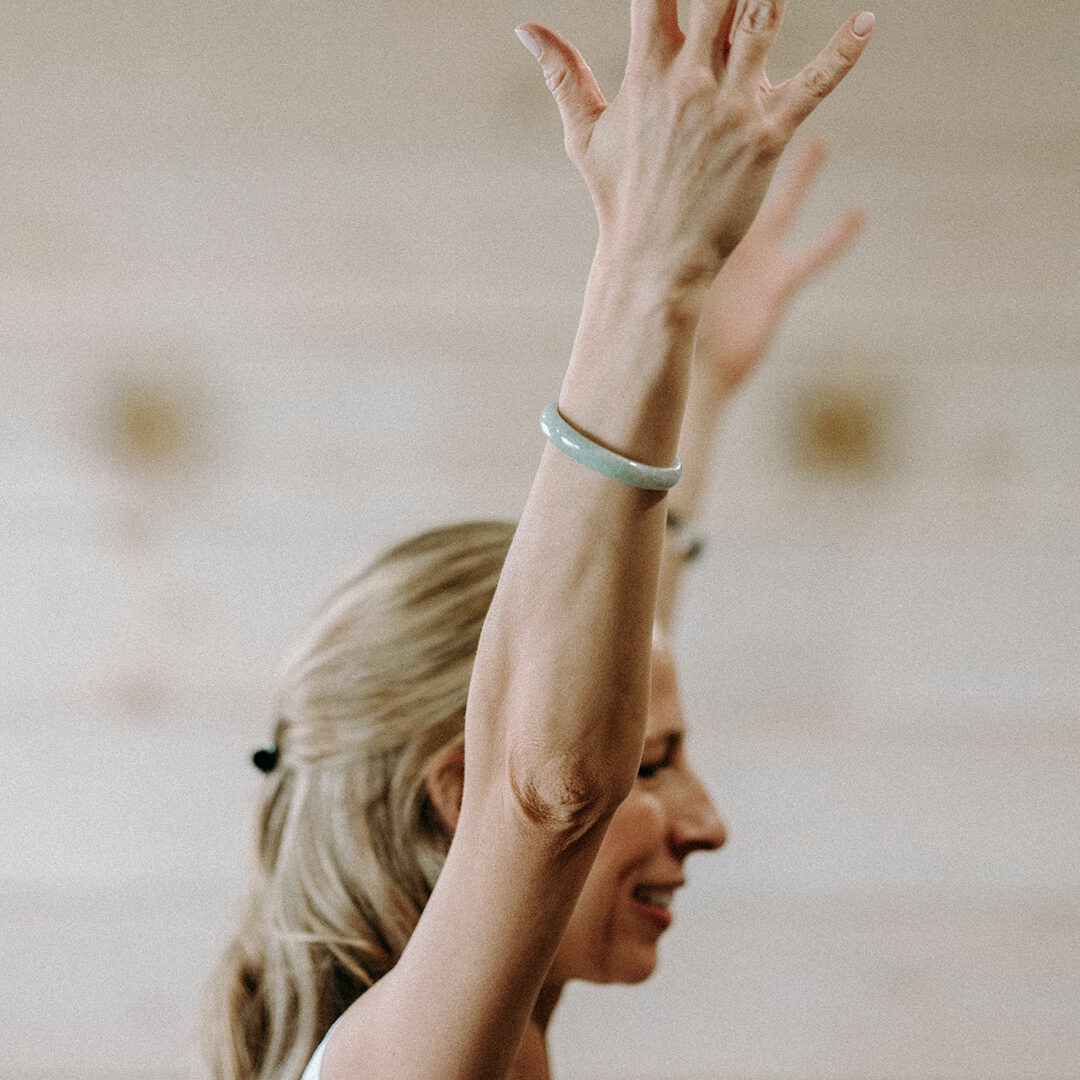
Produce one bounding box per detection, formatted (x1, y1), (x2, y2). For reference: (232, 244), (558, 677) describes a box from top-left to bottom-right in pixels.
(2, 1), (1077, 1078)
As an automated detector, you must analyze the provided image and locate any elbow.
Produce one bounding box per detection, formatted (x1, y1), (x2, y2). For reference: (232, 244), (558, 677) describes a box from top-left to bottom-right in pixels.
(505, 746), (634, 842)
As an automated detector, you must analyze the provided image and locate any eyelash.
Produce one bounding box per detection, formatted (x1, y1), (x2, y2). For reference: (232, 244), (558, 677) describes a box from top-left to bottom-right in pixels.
(637, 755), (672, 780)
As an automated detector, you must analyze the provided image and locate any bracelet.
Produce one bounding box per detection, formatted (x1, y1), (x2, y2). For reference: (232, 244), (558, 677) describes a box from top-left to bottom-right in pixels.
(539, 402), (682, 491)
(665, 510), (706, 563)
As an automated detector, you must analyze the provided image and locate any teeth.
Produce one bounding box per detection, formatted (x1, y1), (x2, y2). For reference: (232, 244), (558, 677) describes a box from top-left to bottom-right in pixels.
(633, 886), (675, 908)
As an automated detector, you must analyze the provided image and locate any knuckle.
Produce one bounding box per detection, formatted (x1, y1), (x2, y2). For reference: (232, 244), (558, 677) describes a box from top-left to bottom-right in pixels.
(670, 64), (714, 105)
(739, 0), (780, 34)
(836, 41), (861, 67)
(748, 116), (783, 159)
(545, 64), (570, 97)
(661, 72), (716, 133)
(803, 63), (835, 101)
(721, 101), (754, 137)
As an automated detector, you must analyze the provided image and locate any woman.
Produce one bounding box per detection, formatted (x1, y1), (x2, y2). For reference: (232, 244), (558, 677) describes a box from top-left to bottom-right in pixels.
(208, 2), (874, 1077)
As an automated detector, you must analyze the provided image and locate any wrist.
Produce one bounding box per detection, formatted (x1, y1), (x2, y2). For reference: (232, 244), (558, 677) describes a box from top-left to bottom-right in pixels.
(592, 229), (713, 327)
(556, 242), (704, 470)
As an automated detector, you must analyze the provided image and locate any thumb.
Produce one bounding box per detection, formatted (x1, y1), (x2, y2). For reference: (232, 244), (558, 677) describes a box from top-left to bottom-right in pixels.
(516, 23), (606, 158)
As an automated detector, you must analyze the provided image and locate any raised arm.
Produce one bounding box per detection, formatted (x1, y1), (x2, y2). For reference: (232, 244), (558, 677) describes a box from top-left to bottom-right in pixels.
(323, 5), (874, 1078)
(657, 137), (867, 629)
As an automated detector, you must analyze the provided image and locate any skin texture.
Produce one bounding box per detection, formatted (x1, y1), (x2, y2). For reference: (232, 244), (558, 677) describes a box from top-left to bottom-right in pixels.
(321, 4), (874, 1078)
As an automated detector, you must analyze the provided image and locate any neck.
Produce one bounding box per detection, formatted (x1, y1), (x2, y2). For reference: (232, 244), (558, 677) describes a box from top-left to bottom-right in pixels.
(511, 1021), (552, 1080)
(509, 974), (566, 1080)
(532, 975), (565, 1033)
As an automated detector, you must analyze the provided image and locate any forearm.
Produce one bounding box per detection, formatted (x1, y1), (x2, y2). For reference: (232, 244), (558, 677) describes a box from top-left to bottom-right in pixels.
(467, 244), (702, 820)
(464, 0), (872, 836)
(656, 363), (736, 630)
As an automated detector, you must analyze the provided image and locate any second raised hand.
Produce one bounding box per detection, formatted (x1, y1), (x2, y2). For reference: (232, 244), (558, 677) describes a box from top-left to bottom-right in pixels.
(657, 138), (868, 630)
(694, 137), (868, 398)
(517, 0), (876, 292)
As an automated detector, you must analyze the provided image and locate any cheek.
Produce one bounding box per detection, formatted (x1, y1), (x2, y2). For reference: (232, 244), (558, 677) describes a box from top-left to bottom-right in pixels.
(595, 790), (667, 874)
(559, 792), (669, 980)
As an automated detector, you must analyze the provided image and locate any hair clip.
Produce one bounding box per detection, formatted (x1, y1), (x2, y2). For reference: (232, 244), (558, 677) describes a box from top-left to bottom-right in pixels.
(252, 745), (280, 774)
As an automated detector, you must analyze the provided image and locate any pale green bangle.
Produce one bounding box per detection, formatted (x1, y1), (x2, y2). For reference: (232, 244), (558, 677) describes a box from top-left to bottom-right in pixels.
(539, 402), (682, 491)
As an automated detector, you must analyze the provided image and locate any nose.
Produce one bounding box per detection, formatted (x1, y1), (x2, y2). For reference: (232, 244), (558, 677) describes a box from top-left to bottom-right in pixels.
(670, 769), (726, 855)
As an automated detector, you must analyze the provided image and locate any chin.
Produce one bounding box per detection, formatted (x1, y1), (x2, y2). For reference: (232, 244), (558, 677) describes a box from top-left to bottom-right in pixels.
(618, 962), (657, 985)
(592, 945), (659, 986)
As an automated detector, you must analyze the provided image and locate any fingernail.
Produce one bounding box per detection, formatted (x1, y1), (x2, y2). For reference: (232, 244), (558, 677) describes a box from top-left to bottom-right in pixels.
(515, 27), (541, 58)
(853, 11), (875, 37)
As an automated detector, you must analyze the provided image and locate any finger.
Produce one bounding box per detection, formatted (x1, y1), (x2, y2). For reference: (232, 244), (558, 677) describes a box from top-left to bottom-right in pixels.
(772, 11), (875, 133)
(629, 0), (683, 69)
(756, 136), (829, 238)
(515, 23), (607, 158)
(788, 206), (866, 287)
(685, 0), (739, 73)
(725, 0), (787, 87)
(715, 0), (741, 68)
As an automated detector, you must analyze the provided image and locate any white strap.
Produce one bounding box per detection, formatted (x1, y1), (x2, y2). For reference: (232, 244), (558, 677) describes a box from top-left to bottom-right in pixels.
(300, 1017), (341, 1080)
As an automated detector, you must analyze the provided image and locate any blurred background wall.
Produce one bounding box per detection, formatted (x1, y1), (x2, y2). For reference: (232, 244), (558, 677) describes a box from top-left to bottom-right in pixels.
(2, 1), (1078, 1078)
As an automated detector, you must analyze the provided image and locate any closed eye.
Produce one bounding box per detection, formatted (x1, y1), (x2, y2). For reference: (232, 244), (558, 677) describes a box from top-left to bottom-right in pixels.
(637, 759), (669, 780)
(637, 732), (682, 780)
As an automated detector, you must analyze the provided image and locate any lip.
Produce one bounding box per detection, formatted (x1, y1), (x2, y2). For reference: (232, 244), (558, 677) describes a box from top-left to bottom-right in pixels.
(629, 879), (683, 932)
(631, 895), (674, 932)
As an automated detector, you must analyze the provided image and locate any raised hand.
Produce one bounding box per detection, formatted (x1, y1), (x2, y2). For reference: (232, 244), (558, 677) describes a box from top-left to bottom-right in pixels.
(517, 1), (875, 290)
(694, 136), (867, 399)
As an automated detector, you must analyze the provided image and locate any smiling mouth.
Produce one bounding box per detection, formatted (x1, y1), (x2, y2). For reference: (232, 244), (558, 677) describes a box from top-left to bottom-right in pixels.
(631, 885), (676, 908)
(630, 885), (677, 931)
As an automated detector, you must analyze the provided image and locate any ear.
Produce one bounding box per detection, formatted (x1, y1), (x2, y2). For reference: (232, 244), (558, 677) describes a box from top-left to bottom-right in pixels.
(424, 744), (466, 835)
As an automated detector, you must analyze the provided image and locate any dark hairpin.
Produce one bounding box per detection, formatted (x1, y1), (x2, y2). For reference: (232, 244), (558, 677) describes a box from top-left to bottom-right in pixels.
(252, 745), (280, 774)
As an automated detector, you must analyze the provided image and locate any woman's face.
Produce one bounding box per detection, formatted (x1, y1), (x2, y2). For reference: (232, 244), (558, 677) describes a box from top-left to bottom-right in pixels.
(547, 634), (727, 986)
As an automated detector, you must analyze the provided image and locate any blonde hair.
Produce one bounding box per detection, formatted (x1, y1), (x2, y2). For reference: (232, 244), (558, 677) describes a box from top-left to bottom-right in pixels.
(205, 520), (516, 1080)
